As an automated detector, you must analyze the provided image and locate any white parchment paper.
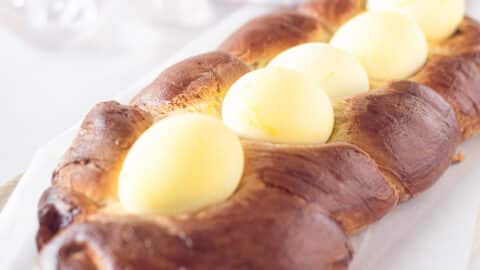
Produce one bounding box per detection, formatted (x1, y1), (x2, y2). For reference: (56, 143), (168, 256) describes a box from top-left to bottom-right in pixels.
(1, 3), (480, 270)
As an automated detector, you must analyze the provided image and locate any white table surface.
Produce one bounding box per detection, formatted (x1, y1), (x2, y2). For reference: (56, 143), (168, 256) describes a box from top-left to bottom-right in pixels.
(0, 2), (242, 184)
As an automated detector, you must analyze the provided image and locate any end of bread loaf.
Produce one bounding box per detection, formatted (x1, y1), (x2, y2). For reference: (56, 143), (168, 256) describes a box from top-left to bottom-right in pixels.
(40, 175), (353, 270)
(36, 187), (98, 250)
(219, 11), (330, 68)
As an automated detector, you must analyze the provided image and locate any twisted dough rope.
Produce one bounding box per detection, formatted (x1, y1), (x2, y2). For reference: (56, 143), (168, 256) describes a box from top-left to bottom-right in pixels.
(36, 1), (480, 269)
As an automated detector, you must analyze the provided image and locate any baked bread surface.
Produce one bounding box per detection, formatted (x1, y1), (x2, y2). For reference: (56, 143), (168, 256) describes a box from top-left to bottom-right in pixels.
(219, 11), (330, 68)
(332, 81), (461, 198)
(131, 51), (250, 120)
(37, 1), (480, 269)
(298, 0), (366, 31)
(40, 176), (352, 270)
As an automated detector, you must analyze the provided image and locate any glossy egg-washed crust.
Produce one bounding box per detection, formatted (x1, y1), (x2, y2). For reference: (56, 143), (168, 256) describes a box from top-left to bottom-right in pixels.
(37, 0), (480, 269)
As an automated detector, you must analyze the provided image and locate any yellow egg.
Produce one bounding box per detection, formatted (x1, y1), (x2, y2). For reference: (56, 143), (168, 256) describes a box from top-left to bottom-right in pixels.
(269, 43), (369, 104)
(367, 0), (465, 41)
(118, 113), (244, 215)
(330, 11), (428, 81)
(222, 67), (334, 144)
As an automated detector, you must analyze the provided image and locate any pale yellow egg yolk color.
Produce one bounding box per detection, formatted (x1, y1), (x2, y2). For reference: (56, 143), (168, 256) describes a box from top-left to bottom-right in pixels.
(367, 0), (465, 41)
(119, 113), (244, 215)
(270, 43), (369, 104)
(331, 11), (428, 82)
(222, 67), (334, 145)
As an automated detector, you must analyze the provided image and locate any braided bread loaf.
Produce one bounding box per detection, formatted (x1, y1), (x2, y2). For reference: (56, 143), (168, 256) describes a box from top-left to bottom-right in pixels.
(36, 1), (480, 269)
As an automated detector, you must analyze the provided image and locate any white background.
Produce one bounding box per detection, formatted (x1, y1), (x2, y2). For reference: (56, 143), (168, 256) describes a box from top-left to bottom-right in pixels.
(0, 1), (241, 184)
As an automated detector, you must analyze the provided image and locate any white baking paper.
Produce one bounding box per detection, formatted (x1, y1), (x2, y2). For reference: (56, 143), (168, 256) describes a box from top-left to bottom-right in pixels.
(1, 3), (480, 270)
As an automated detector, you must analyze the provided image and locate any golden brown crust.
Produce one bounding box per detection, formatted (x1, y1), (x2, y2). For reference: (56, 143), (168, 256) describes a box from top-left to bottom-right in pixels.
(130, 51), (250, 120)
(36, 187), (98, 249)
(431, 17), (480, 56)
(39, 178), (352, 270)
(298, 0), (366, 31)
(218, 11), (330, 68)
(412, 52), (480, 139)
(331, 81), (461, 199)
(410, 17), (480, 139)
(38, 140), (398, 268)
(37, 6), (480, 269)
(243, 141), (397, 234)
(52, 101), (153, 203)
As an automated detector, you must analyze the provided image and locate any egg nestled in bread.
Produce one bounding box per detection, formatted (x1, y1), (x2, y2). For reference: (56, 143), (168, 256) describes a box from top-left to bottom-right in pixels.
(270, 43), (369, 104)
(331, 11), (428, 82)
(367, 0), (465, 41)
(119, 113), (244, 215)
(222, 67), (334, 144)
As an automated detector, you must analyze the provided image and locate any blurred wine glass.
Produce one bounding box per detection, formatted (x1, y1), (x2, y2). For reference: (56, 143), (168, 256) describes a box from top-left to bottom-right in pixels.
(0, 0), (305, 49)
(0, 0), (227, 48)
(0, 0), (115, 47)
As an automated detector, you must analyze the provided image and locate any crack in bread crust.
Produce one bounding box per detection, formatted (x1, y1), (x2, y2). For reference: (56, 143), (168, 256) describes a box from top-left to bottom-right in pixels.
(130, 51), (250, 120)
